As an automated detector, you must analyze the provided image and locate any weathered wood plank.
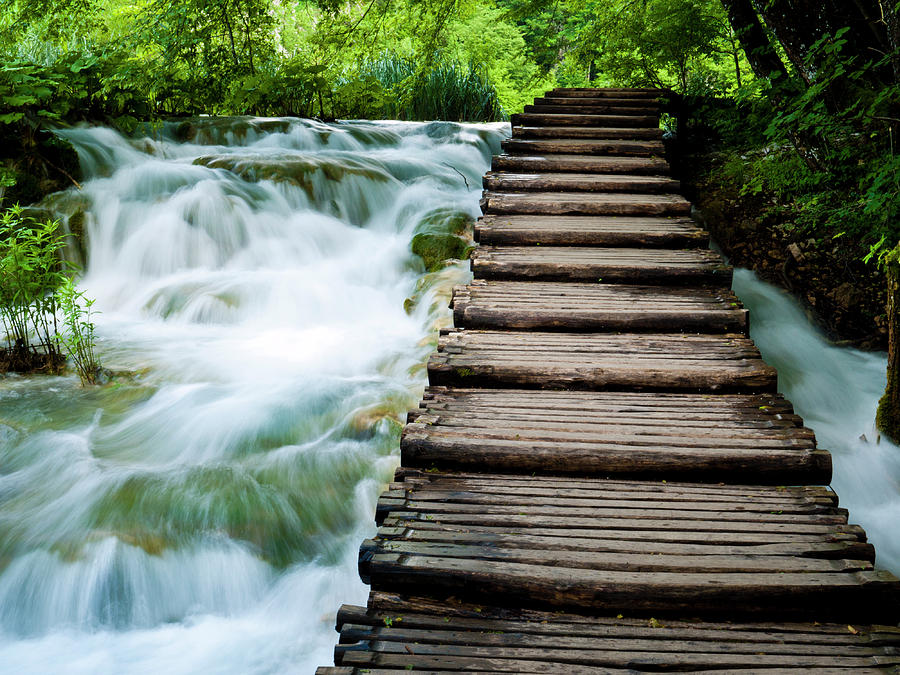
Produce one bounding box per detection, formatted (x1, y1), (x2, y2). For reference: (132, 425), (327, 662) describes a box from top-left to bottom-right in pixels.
(475, 214), (707, 247)
(482, 172), (680, 193)
(547, 88), (663, 98)
(502, 138), (664, 156)
(513, 125), (664, 140)
(452, 281), (748, 332)
(480, 191), (691, 217)
(492, 153), (670, 174)
(363, 554), (900, 621)
(471, 245), (731, 284)
(524, 103), (661, 116)
(534, 96), (662, 107)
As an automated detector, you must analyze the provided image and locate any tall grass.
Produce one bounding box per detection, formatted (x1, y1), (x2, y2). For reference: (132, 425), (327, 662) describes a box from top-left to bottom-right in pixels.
(365, 55), (505, 122)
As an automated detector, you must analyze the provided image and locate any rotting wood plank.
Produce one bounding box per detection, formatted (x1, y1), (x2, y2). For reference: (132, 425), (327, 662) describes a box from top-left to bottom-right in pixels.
(471, 245), (731, 284)
(474, 214), (707, 247)
(482, 172), (681, 194)
(480, 191), (691, 217)
(492, 153), (670, 174)
(451, 281), (748, 332)
(501, 138), (664, 156)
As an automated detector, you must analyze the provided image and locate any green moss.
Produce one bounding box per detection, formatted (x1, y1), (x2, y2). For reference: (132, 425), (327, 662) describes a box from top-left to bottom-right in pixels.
(410, 232), (469, 272)
(409, 209), (474, 272)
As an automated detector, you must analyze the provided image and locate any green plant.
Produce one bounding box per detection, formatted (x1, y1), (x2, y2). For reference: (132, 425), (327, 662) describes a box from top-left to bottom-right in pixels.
(0, 205), (67, 368)
(55, 275), (100, 385)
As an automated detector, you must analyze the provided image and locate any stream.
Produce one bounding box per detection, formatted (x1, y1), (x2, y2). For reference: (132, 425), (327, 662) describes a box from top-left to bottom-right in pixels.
(0, 118), (505, 673)
(0, 119), (898, 674)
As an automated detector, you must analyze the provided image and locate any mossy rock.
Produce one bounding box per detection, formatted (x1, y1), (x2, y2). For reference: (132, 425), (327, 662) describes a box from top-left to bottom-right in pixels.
(411, 232), (470, 272)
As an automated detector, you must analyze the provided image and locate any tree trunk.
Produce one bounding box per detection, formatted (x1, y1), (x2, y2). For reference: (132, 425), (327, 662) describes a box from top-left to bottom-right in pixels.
(719, 0), (789, 81)
(877, 252), (900, 442)
(880, 0), (900, 84)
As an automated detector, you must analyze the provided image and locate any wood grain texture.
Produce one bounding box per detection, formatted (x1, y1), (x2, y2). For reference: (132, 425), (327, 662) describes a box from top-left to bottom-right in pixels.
(471, 245), (731, 284)
(482, 172), (681, 194)
(502, 138), (664, 156)
(474, 214), (708, 247)
(451, 280), (748, 332)
(492, 153), (670, 174)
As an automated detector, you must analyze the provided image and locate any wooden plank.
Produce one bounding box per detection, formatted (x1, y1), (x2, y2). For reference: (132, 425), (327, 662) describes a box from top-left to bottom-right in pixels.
(513, 126), (664, 140)
(471, 245), (731, 284)
(511, 112), (661, 128)
(475, 215), (709, 248)
(547, 88), (663, 98)
(363, 554), (900, 621)
(341, 598), (900, 641)
(480, 191), (691, 217)
(452, 281), (748, 332)
(524, 103), (661, 116)
(482, 172), (680, 194)
(534, 96), (662, 107)
(501, 138), (664, 156)
(426, 330), (777, 393)
(492, 153), (670, 174)
(474, 214), (707, 247)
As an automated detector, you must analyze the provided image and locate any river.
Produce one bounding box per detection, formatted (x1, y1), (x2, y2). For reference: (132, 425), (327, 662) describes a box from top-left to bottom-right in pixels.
(0, 120), (898, 674)
(0, 118), (505, 673)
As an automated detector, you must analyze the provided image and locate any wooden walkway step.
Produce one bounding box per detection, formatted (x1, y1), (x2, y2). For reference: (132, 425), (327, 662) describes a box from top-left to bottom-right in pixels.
(402, 389), (826, 481)
(502, 137), (664, 156)
(483, 172), (680, 194)
(534, 96), (661, 107)
(524, 103), (660, 116)
(548, 87), (662, 98)
(510, 112), (661, 128)
(492, 152), (669, 174)
(358, 471), (899, 621)
(427, 330), (777, 393)
(480, 191), (690, 217)
(320, 595), (900, 674)
(451, 280), (748, 332)
(471, 246), (730, 283)
(474, 214), (707, 247)
(512, 125), (663, 140)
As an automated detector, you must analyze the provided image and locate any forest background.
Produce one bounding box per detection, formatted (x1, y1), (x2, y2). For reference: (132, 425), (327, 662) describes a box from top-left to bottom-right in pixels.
(4, 0), (900, 431)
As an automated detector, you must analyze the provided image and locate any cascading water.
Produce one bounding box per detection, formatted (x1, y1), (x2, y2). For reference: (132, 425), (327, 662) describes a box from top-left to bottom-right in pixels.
(0, 117), (507, 673)
(733, 268), (900, 573)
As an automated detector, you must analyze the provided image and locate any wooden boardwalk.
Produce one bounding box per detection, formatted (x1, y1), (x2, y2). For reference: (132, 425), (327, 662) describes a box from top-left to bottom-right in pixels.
(316, 88), (900, 673)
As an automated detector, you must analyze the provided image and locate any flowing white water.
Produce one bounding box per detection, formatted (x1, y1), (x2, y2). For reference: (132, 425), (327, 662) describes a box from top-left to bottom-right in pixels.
(0, 118), (506, 673)
(733, 268), (900, 573)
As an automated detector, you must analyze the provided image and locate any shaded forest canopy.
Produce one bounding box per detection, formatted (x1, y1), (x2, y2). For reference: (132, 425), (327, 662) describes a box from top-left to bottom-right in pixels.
(0, 0), (898, 257)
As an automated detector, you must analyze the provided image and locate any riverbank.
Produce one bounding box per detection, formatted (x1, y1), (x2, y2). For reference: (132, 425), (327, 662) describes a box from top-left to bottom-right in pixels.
(682, 151), (887, 350)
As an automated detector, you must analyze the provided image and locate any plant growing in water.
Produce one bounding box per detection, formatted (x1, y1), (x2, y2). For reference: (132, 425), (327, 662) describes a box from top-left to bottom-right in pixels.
(0, 205), (100, 382)
(0, 205), (66, 372)
(55, 276), (100, 385)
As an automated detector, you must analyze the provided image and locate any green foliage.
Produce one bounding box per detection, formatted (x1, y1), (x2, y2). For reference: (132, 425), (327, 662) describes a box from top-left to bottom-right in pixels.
(0, 204), (100, 381)
(706, 27), (900, 260)
(366, 55), (505, 121)
(0, 206), (67, 361)
(55, 275), (100, 385)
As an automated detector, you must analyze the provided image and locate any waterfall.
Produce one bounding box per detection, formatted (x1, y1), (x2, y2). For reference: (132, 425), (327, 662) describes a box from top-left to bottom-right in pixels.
(0, 117), (507, 673)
